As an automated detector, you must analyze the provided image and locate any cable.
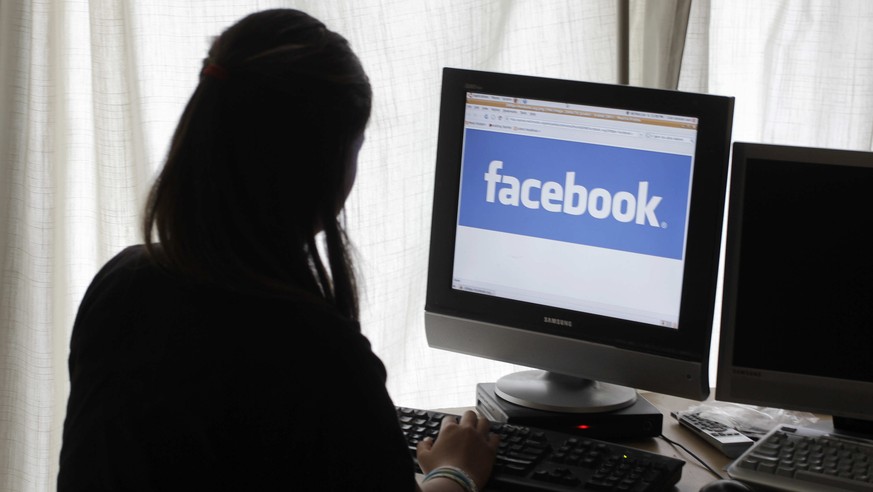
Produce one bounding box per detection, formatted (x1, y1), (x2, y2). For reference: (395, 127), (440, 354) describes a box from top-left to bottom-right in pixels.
(659, 433), (725, 480)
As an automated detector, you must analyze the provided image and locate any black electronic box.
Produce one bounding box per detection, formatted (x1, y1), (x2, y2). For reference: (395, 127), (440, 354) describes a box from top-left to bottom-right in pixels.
(476, 382), (663, 440)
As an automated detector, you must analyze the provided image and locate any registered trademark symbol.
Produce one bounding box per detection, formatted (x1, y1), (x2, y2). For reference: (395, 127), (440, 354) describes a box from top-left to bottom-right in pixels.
(661, 221), (668, 229)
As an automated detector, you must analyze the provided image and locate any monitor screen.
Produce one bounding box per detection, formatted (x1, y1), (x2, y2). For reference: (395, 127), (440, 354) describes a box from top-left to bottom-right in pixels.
(425, 68), (734, 412)
(717, 142), (873, 431)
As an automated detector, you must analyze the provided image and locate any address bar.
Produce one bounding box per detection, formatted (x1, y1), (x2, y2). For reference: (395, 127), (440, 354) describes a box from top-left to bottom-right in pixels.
(505, 116), (645, 139)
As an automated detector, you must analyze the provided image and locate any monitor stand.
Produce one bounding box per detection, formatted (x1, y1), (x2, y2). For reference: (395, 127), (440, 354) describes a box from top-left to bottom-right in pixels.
(494, 369), (638, 413)
(829, 415), (873, 440)
(477, 377), (663, 440)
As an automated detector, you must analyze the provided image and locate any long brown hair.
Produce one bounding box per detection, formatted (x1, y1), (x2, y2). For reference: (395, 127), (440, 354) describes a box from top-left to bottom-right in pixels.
(143, 9), (371, 320)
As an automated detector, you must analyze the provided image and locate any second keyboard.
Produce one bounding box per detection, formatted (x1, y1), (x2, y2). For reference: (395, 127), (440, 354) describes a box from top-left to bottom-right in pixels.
(397, 406), (684, 491)
(727, 424), (873, 491)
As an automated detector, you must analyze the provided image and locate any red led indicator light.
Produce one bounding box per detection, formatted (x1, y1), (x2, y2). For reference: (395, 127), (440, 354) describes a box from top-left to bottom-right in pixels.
(576, 424), (590, 430)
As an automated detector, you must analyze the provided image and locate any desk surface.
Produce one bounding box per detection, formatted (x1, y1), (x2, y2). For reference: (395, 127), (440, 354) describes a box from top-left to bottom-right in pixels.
(439, 390), (831, 491)
(617, 391), (733, 491)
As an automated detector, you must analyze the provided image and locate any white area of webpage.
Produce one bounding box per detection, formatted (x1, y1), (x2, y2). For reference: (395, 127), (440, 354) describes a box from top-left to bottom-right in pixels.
(452, 227), (682, 328)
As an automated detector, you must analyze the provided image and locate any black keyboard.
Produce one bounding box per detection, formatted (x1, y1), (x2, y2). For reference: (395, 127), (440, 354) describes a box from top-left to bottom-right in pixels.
(397, 406), (684, 491)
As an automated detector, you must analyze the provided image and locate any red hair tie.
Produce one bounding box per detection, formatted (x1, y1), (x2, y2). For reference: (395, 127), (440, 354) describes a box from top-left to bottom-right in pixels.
(202, 63), (229, 80)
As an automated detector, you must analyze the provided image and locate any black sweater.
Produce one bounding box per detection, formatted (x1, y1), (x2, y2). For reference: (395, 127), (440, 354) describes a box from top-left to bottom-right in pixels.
(58, 245), (416, 491)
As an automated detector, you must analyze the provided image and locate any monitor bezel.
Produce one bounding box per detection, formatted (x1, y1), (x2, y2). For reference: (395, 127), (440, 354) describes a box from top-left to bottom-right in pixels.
(425, 68), (735, 400)
(716, 141), (873, 421)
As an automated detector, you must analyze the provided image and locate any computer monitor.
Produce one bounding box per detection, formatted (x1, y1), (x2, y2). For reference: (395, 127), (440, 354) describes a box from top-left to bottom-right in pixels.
(717, 141), (873, 435)
(425, 67), (735, 413)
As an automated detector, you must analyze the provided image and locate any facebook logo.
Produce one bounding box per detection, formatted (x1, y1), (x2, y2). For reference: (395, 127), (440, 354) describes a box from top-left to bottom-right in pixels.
(457, 129), (692, 259)
(483, 160), (663, 226)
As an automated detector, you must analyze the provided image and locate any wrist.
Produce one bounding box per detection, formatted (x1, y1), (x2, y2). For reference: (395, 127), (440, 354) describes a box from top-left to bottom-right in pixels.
(421, 466), (479, 492)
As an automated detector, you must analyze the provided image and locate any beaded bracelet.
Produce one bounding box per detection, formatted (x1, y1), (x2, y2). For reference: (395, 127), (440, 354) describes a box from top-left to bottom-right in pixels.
(422, 465), (479, 492)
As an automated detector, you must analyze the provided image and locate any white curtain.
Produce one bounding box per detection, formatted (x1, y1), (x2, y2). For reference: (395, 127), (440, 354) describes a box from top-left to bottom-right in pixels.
(678, 0), (873, 383)
(681, 0), (873, 149)
(2, 1), (872, 490)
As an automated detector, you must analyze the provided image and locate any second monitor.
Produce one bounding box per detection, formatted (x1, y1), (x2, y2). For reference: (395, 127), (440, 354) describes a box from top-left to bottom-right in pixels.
(717, 141), (873, 434)
(424, 68), (735, 419)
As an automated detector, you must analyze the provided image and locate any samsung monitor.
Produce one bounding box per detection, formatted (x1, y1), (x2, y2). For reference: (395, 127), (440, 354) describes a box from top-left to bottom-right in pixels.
(425, 68), (735, 413)
(717, 142), (873, 434)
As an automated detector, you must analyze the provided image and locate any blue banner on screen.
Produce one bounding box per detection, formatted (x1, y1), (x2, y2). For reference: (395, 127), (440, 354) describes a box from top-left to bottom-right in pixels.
(458, 129), (691, 259)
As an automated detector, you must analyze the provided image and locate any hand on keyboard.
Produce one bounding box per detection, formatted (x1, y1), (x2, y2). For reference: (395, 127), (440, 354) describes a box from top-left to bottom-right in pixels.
(415, 409), (501, 491)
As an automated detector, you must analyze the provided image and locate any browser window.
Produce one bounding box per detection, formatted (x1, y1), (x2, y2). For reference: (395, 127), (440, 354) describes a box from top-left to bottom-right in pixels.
(451, 92), (700, 329)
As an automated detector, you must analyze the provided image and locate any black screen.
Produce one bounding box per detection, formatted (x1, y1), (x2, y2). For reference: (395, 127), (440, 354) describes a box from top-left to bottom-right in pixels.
(732, 158), (873, 381)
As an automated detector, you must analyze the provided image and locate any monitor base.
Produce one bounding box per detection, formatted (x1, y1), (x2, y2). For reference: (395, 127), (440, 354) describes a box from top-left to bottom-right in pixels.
(495, 369), (638, 413)
(476, 382), (662, 440)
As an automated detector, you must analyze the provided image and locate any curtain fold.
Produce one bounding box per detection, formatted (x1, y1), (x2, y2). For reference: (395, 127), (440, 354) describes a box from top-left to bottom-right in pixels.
(629, 0), (692, 89)
(2, 1), (872, 491)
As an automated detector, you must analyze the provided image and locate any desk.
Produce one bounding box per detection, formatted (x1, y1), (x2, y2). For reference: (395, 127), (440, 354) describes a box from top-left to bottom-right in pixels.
(615, 391), (733, 491)
(438, 391), (830, 491)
